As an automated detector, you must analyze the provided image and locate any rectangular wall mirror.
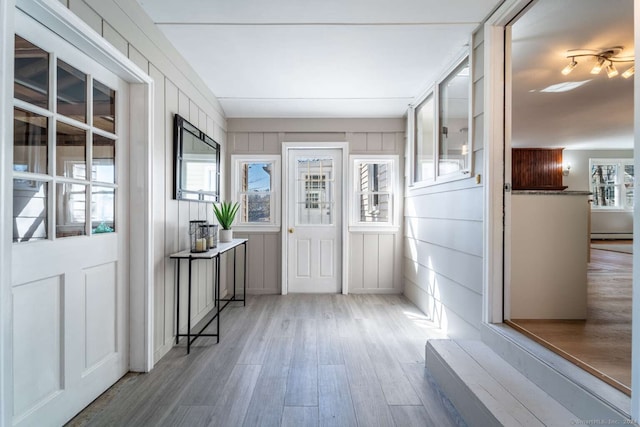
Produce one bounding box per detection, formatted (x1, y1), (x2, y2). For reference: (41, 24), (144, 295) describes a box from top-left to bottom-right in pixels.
(174, 114), (220, 202)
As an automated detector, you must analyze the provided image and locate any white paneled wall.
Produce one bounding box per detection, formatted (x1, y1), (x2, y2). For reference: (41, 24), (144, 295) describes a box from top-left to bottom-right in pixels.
(227, 118), (405, 294)
(64, 0), (227, 363)
(403, 29), (485, 340)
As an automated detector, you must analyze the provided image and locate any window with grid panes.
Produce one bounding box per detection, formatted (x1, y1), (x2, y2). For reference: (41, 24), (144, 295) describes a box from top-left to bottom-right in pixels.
(13, 35), (117, 242)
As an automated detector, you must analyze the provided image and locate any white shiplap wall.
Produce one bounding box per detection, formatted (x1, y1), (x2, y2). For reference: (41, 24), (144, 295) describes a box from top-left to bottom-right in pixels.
(403, 29), (485, 340)
(64, 0), (228, 363)
(227, 118), (405, 295)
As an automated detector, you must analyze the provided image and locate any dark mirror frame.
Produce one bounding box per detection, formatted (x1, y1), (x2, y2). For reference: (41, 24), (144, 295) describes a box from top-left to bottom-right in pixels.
(174, 114), (220, 202)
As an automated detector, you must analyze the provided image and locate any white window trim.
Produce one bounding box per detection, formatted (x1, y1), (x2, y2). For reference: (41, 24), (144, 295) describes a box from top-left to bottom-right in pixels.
(230, 154), (281, 232)
(410, 48), (473, 188)
(589, 158), (634, 212)
(349, 155), (400, 232)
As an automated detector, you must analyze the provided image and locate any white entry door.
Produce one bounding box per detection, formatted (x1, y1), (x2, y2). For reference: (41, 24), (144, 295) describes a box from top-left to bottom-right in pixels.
(11, 12), (128, 426)
(287, 149), (342, 293)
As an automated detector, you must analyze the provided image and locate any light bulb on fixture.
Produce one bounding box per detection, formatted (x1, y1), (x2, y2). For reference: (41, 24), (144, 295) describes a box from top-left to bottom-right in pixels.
(561, 58), (578, 75)
(622, 65), (635, 79)
(561, 47), (634, 79)
(590, 57), (605, 74)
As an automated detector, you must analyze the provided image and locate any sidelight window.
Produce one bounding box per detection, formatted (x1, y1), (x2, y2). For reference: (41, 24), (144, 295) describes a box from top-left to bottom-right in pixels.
(350, 155), (399, 229)
(231, 155), (280, 230)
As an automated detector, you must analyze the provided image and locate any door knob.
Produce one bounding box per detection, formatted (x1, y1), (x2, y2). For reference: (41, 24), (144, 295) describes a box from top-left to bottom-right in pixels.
(288, 228), (294, 234)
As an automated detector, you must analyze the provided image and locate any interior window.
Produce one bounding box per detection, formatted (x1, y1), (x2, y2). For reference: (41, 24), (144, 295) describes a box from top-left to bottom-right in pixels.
(12, 35), (118, 241)
(413, 54), (471, 185)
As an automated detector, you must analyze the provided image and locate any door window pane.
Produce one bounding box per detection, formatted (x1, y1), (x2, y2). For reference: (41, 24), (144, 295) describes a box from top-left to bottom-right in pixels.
(92, 134), (115, 183)
(56, 122), (86, 179)
(13, 179), (48, 242)
(14, 108), (48, 174)
(93, 79), (115, 133)
(439, 58), (470, 176)
(92, 186), (115, 233)
(14, 35), (49, 109)
(415, 94), (435, 182)
(56, 182), (86, 237)
(57, 59), (86, 123)
(296, 158), (334, 225)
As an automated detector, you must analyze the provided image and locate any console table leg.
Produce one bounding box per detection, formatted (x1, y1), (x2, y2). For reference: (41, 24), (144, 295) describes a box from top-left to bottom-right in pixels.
(176, 259), (180, 345)
(187, 257), (193, 354)
(243, 242), (247, 306)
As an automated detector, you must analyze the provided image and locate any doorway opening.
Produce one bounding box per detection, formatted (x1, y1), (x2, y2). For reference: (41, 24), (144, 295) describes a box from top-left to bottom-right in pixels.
(505, 0), (633, 395)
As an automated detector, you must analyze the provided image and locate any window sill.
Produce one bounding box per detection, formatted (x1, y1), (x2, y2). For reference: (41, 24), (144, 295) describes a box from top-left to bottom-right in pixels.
(348, 225), (400, 233)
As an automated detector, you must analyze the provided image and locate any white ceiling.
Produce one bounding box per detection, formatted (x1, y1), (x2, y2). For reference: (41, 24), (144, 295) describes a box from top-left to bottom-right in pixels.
(511, 0), (634, 150)
(136, 0), (501, 118)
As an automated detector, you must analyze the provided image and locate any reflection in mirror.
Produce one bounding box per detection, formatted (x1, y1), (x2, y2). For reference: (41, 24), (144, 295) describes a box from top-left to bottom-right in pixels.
(57, 59), (87, 123)
(13, 179), (48, 242)
(439, 58), (470, 175)
(174, 114), (220, 202)
(14, 35), (49, 109)
(14, 107), (48, 175)
(56, 122), (86, 179)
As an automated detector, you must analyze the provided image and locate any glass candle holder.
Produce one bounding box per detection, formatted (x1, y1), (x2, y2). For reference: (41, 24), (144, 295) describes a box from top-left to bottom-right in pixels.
(189, 220), (208, 253)
(207, 224), (218, 249)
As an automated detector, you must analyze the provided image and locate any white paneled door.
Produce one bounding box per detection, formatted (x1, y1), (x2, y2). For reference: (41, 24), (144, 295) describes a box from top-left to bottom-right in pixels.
(11, 12), (128, 426)
(287, 149), (342, 293)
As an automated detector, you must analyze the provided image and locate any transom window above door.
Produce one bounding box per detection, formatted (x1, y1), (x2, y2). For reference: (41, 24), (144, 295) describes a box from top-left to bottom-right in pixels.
(13, 35), (117, 242)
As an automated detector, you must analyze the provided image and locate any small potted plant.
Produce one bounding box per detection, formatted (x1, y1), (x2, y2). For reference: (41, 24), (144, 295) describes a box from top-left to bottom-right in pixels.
(213, 201), (239, 242)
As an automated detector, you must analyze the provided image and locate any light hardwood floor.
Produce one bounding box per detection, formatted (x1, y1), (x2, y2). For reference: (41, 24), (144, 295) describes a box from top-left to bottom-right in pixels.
(510, 244), (632, 394)
(68, 294), (461, 427)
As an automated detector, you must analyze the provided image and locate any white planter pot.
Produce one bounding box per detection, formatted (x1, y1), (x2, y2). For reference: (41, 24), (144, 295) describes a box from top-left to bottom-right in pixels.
(220, 229), (233, 243)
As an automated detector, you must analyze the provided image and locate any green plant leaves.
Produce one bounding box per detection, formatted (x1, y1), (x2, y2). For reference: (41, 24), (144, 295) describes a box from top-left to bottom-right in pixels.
(213, 201), (239, 229)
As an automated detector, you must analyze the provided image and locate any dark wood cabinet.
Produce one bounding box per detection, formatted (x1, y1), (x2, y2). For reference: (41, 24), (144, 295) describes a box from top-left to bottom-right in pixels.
(512, 148), (567, 190)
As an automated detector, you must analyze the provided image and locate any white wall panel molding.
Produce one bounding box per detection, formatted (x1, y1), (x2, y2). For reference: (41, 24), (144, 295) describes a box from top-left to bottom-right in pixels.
(227, 118), (405, 133)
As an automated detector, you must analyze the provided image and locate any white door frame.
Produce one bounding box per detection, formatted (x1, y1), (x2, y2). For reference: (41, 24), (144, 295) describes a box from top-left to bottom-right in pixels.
(484, 0), (640, 420)
(281, 142), (349, 295)
(1, 1), (154, 425)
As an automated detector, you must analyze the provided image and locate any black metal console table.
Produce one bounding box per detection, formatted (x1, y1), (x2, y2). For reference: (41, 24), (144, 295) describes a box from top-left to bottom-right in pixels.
(169, 238), (247, 354)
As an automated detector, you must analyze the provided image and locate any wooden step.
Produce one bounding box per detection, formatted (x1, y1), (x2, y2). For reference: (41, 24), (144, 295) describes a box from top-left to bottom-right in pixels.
(426, 339), (579, 427)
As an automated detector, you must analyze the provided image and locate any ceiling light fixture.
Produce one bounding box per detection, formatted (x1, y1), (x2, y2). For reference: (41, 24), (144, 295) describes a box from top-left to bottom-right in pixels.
(590, 57), (605, 74)
(561, 58), (577, 75)
(561, 47), (634, 79)
(622, 65), (635, 79)
(606, 62), (619, 78)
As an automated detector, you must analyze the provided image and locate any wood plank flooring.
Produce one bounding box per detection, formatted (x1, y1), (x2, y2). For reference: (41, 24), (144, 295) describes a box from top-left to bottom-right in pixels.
(510, 244), (632, 394)
(68, 294), (461, 427)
